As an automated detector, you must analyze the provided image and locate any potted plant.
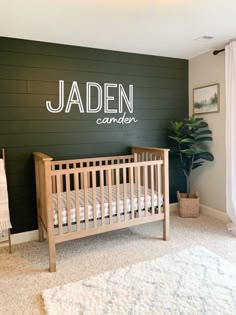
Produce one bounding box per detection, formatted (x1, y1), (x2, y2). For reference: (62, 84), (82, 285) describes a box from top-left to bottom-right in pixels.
(168, 115), (214, 217)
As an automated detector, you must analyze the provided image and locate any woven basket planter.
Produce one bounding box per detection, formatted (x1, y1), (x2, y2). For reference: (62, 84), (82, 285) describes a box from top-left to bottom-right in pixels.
(177, 191), (200, 218)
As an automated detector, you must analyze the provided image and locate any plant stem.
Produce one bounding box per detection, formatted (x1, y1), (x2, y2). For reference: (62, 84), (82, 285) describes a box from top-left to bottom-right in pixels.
(179, 143), (189, 195)
(186, 175), (190, 197)
(188, 154), (194, 196)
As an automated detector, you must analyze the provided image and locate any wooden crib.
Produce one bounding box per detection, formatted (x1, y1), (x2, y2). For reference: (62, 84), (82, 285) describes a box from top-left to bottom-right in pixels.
(34, 146), (169, 272)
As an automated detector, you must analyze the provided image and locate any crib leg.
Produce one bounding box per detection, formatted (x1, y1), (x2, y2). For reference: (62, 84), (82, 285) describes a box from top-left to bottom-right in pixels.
(48, 238), (56, 272)
(38, 218), (44, 242)
(163, 217), (169, 241)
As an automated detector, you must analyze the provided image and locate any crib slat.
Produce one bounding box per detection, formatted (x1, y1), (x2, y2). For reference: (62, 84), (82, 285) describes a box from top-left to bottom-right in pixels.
(100, 170), (105, 226)
(153, 156), (157, 192)
(155, 164), (158, 202)
(80, 163), (84, 189)
(56, 175), (63, 235)
(130, 166), (134, 219)
(142, 158), (145, 186)
(123, 167), (127, 222)
(111, 160), (114, 185)
(74, 171), (80, 231)
(59, 164), (64, 191)
(52, 165), (56, 193)
(128, 157), (131, 184)
(137, 166), (141, 218)
(133, 153), (137, 185)
(150, 164), (154, 215)
(66, 173), (72, 233)
(105, 160), (108, 185)
(158, 164), (162, 214)
(92, 170), (97, 228)
(84, 172), (89, 229)
(116, 168), (120, 223)
(87, 162), (91, 188)
(144, 165), (148, 217)
(108, 169), (113, 224)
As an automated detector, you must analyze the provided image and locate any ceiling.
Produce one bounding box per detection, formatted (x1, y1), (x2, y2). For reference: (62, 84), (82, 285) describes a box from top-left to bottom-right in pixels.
(1, 0), (236, 59)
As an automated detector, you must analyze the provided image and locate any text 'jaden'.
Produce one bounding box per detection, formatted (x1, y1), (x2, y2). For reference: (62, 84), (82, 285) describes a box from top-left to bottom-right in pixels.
(46, 81), (138, 125)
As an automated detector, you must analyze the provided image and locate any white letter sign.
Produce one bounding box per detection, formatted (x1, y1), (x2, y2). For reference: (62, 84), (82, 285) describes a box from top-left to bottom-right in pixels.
(65, 81), (84, 113)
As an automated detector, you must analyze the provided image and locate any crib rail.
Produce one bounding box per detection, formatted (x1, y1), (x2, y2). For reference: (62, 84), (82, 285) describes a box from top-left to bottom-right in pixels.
(52, 154), (134, 168)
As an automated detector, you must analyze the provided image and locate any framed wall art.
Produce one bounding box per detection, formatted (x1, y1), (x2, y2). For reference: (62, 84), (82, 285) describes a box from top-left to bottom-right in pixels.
(193, 83), (219, 114)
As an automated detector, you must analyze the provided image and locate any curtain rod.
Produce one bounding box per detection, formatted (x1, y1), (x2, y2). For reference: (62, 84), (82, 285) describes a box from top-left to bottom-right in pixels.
(213, 48), (225, 55)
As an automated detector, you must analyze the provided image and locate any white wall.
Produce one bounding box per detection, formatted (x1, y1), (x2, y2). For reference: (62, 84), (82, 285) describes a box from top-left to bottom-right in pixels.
(189, 50), (226, 212)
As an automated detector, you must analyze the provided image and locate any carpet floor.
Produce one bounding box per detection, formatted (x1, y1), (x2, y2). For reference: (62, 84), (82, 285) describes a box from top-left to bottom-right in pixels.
(0, 214), (235, 315)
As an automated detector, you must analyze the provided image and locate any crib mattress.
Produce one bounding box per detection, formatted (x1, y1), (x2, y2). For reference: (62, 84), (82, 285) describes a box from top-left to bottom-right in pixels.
(52, 183), (163, 226)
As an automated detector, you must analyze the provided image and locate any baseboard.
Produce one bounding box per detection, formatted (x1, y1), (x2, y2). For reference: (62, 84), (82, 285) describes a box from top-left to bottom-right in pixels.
(200, 204), (229, 222)
(171, 202), (229, 222)
(0, 203), (229, 248)
(170, 202), (178, 214)
(0, 229), (38, 248)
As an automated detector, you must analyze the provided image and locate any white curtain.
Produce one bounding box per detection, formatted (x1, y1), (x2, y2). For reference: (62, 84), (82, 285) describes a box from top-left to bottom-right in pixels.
(225, 41), (236, 235)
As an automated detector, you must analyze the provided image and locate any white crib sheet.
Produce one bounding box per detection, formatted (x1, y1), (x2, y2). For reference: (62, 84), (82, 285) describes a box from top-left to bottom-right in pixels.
(52, 183), (163, 226)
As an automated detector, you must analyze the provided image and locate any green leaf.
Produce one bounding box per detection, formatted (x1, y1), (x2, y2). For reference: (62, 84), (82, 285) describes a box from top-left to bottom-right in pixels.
(179, 138), (194, 143)
(168, 136), (182, 143)
(192, 162), (204, 170)
(181, 148), (198, 155)
(195, 130), (212, 137)
(195, 117), (204, 122)
(195, 136), (213, 142)
(168, 121), (184, 132)
(198, 121), (208, 128)
(194, 152), (214, 161)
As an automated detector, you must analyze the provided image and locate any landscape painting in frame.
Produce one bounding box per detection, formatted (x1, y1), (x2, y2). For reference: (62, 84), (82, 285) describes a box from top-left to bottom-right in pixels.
(193, 84), (219, 114)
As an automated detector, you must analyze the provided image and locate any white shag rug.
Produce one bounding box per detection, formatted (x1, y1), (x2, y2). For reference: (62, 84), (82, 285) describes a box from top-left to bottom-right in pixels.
(43, 247), (236, 315)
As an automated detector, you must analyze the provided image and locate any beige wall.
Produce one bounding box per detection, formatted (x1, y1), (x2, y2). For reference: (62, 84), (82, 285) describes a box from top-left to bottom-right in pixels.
(189, 50), (226, 212)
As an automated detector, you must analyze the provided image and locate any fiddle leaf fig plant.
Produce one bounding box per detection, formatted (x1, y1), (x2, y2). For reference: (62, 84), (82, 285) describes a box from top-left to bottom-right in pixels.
(168, 115), (214, 196)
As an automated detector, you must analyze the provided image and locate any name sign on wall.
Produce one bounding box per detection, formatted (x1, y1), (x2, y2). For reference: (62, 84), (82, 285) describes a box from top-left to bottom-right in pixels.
(46, 80), (138, 125)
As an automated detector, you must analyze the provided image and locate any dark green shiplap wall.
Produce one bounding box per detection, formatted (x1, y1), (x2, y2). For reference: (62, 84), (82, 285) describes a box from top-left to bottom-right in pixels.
(0, 37), (188, 233)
